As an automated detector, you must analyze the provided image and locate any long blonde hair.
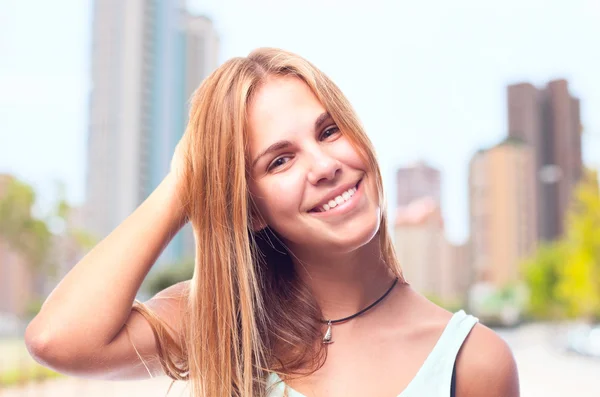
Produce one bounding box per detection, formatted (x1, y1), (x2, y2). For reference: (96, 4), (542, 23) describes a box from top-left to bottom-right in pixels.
(133, 48), (405, 396)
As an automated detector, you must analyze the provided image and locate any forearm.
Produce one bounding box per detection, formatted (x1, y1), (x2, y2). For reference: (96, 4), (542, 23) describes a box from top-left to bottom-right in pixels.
(25, 173), (186, 354)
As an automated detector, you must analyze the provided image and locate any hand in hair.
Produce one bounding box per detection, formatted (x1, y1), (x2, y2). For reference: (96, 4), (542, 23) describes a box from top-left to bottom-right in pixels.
(168, 135), (191, 226)
(170, 136), (188, 190)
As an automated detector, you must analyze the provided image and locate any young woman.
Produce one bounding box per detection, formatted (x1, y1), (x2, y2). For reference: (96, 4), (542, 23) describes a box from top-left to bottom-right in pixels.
(25, 48), (519, 397)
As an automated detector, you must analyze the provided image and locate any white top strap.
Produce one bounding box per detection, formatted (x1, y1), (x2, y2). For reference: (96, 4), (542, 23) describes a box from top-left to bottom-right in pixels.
(402, 310), (479, 397)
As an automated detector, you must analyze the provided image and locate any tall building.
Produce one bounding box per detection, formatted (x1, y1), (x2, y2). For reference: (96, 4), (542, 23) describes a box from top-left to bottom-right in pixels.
(183, 15), (220, 102)
(85, 1), (218, 264)
(440, 240), (471, 304)
(394, 197), (445, 298)
(394, 197), (470, 304)
(469, 138), (537, 287)
(394, 162), (470, 303)
(507, 79), (583, 241)
(396, 161), (441, 207)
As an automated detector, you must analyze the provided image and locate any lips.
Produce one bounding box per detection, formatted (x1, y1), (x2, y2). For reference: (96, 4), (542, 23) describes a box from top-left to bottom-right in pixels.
(308, 178), (362, 213)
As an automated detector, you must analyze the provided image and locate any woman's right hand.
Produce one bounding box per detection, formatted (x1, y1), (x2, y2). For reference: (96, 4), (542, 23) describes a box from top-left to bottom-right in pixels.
(168, 135), (190, 226)
(170, 135), (188, 191)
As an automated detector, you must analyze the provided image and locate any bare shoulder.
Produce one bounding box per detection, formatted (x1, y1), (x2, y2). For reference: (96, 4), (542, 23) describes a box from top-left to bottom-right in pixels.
(142, 279), (190, 332)
(455, 322), (520, 397)
(396, 288), (519, 396)
(146, 279), (190, 305)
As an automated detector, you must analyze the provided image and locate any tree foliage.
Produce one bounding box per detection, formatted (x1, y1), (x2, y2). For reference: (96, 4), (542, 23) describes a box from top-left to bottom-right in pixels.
(0, 176), (96, 317)
(0, 177), (51, 270)
(523, 169), (600, 320)
(555, 169), (600, 319)
(522, 242), (565, 319)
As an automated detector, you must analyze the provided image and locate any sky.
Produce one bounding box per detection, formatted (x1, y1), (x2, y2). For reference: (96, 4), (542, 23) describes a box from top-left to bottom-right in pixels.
(0, 0), (598, 244)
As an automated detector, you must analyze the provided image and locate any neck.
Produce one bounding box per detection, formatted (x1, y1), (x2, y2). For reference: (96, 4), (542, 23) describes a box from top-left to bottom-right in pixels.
(289, 238), (398, 322)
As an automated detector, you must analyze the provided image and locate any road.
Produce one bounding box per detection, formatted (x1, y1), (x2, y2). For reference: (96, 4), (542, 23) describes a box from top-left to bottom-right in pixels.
(2, 322), (599, 396)
(496, 322), (600, 396)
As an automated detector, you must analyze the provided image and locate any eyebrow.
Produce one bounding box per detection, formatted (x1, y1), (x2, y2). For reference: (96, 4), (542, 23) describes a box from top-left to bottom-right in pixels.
(314, 111), (332, 132)
(251, 112), (332, 169)
(251, 140), (293, 169)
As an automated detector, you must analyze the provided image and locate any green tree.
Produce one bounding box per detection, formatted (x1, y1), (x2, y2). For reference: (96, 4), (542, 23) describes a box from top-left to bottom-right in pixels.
(522, 168), (600, 320)
(0, 177), (51, 271)
(46, 180), (96, 251)
(555, 169), (600, 320)
(522, 242), (565, 319)
(0, 177), (96, 318)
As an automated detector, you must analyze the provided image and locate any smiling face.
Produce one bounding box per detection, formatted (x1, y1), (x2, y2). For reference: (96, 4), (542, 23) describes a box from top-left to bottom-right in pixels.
(247, 76), (381, 256)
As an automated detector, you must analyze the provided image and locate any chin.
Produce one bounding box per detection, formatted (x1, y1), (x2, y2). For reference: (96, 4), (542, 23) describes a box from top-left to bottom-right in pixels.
(313, 208), (381, 253)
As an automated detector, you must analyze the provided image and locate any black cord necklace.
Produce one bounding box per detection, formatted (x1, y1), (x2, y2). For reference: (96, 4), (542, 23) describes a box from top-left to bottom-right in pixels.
(321, 277), (399, 344)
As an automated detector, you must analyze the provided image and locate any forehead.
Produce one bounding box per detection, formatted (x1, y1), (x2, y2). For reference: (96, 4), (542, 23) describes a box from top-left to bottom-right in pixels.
(246, 76), (325, 151)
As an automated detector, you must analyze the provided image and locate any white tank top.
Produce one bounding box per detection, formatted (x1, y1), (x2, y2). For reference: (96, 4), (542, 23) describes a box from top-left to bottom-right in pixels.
(266, 310), (479, 397)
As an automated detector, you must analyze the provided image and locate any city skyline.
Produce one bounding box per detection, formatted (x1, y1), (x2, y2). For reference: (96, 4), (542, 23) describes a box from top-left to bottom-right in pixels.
(1, 0), (599, 244)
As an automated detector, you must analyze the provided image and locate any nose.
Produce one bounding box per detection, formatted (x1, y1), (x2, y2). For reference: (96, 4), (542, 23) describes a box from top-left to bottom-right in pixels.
(306, 146), (341, 185)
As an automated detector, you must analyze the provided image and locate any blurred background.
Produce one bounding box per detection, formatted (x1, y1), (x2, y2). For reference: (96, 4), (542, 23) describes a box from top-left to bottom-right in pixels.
(1, 0), (599, 395)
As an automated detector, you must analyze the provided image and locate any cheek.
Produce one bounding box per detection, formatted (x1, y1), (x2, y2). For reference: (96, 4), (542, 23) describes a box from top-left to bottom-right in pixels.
(253, 174), (304, 222)
(338, 139), (378, 201)
(337, 138), (366, 170)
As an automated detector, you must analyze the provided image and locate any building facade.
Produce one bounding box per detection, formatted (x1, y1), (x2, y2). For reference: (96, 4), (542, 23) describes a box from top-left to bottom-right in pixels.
(469, 138), (537, 287)
(85, 0), (219, 264)
(394, 197), (445, 299)
(396, 161), (442, 208)
(507, 79), (582, 241)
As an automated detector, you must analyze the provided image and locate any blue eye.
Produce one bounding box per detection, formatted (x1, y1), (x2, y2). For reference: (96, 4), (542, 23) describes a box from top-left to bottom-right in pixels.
(321, 125), (340, 140)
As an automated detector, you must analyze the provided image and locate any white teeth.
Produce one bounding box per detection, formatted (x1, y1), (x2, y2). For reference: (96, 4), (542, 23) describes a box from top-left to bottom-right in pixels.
(318, 186), (358, 213)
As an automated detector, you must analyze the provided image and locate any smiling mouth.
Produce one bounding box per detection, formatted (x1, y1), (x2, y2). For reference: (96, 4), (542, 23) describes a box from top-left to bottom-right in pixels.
(308, 179), (362, 213)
